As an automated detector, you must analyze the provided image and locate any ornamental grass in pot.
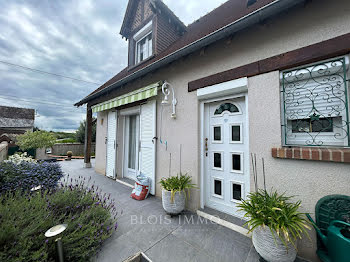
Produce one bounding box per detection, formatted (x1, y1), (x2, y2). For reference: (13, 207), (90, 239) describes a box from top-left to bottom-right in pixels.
(160, 173), (196, 215)
(237, 189), (311, 262)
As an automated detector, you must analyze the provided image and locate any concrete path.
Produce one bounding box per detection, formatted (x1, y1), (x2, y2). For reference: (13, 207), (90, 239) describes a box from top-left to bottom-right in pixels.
(60, 160), (306, 262)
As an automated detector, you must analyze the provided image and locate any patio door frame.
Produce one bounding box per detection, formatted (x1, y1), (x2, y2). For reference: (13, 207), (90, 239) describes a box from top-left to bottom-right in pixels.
(199, 92), (250, 214)
(120, 106), (141, 181)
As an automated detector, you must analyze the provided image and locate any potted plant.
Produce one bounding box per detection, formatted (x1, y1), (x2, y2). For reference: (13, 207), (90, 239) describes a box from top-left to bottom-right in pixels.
(237, 189), (310, 262)
(159, 173), (196, 215)
(66, 151), (73, 161)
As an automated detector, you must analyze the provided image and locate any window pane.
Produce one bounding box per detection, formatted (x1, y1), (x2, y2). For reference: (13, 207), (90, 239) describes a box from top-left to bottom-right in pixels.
(291, 119), (310, 133)
(232, 184), (242, 201)
(311, 118), (333, 132)
(128, 115), (137, 169)
(232, 154), (241, 171)
(214, 103), (239, 115)
(214, 180), (222, 196)
(214, 126), (221, 141)
(231, 126), (241, 141)
(214, 153), (222, 168)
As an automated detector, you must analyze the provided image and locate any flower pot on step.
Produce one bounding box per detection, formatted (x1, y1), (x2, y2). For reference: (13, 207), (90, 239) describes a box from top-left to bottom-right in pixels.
(162, 189), (185, 215)
(252, 226), (297, 262)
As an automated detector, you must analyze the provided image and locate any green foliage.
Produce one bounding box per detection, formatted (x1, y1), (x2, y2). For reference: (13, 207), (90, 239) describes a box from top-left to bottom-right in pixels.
(52, 132), (76, 140)
(17, 131), (56, 150)
(75, 119), (96, 143)
(0, 180), (117, 261)
(237, 189), (311, 249)
(159, 173), (196, 201)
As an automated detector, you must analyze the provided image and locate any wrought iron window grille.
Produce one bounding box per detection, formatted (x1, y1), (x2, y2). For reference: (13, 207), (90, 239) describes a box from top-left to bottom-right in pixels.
(281, 56), (350, 147)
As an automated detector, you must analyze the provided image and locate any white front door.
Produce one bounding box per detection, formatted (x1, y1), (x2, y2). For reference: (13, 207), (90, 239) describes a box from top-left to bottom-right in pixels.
(204, 96), (249, 218)
(106, 110), (117, 178)
(124, 114), (140, 181)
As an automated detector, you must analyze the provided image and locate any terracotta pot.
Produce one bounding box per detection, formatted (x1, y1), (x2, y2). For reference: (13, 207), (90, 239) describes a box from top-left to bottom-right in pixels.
(161, 189), (185, 215)
(252, 226), (297, 262)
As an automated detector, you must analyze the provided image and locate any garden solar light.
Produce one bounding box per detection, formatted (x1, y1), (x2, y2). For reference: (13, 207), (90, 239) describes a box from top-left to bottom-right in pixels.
(45, 224), (67, 262)
(161, 81), (177, 118)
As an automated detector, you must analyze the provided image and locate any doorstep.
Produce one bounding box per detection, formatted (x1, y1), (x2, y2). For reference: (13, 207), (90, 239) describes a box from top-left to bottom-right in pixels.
(197, 207), (250, 237)
(116, 177), (134, 188)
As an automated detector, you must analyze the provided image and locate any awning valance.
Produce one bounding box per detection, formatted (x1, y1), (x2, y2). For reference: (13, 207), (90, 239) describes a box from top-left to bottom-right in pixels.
(91, 82), (161, 113)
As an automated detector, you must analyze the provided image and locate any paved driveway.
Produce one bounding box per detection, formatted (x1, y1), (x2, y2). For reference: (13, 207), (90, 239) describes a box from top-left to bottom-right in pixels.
(60, 160), (305, 262)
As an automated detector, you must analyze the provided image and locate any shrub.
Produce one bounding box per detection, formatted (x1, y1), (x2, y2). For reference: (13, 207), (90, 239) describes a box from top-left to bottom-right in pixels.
(0, 177), (117, 261)
(0, 162), (63, 194)
(159, 173), (196, 201)
(17, 131), (56, 151)
(237, 189), (310, 248)
(5, 152), (37, 165)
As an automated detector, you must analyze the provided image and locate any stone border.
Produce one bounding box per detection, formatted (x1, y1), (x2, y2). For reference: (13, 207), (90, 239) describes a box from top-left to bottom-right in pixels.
(272, 147), (350, 163)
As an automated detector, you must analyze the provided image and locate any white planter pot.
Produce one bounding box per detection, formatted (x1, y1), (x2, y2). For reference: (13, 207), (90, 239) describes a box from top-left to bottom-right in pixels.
(161, 189), (185, 215)
(252, 226), (297, 262)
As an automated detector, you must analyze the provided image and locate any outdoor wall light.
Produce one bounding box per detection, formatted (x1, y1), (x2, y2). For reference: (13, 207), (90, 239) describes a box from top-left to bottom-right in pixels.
(45, 224), (68, 262)
(161, 81), (177, 118)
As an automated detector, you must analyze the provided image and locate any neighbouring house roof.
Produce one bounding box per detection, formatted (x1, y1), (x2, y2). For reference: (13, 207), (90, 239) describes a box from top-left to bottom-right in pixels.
(0, 106), (35, 128)
(75, 0), (305, 106)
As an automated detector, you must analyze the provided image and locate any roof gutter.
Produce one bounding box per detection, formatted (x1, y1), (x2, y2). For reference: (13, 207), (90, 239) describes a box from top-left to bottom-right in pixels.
(75, 0), (306, 106)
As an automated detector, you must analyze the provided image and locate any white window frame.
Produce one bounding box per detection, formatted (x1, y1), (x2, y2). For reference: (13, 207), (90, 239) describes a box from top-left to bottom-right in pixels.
(212, 177), (224, 199)
(212, 124), (223, 144)
(212, 151), (224, 171)
(230, 152), (243, 174)
(230, 180), (244, 203)
(133, 21), (153, 64)
(229, 123), (243, 144)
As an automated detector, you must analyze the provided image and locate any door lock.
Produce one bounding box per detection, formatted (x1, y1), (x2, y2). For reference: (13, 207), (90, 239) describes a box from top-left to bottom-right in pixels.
(205, 138), (208, 157)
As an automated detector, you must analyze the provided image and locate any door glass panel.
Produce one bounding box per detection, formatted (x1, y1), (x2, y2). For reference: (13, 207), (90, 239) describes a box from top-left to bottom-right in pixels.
(214, 180), (222, 196)
(231, 125), (241, 142)
(232, 183), (242, 201)
(128, 115), (137, 169)
(232, 154), (241, 171)
(213, 126), (221, 141)
(214, 153), (222, 168)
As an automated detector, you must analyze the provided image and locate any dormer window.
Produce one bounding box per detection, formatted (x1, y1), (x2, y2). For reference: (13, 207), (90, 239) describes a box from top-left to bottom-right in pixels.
(134, 21), (153, 64)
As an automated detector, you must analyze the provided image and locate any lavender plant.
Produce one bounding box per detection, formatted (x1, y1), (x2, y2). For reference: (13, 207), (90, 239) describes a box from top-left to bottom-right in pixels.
(0, 176), (118, 262)
(0, 162), (64, 194)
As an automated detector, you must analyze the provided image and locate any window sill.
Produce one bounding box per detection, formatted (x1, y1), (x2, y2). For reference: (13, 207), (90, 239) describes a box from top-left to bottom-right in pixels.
(271, 147), (350, 163)
(128, 54), (156, 72)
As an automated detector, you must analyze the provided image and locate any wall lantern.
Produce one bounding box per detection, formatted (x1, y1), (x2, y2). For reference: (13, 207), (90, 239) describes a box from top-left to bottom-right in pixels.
(45, 224), (68, 262)
(161, 81), (177, 118)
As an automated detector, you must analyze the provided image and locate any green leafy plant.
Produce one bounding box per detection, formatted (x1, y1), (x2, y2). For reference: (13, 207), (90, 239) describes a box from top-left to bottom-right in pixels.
(159, 173), (196, 201)
(0, 177), (117, 261)
(17, 131), (56, 151)
(237, 189), (311, 249)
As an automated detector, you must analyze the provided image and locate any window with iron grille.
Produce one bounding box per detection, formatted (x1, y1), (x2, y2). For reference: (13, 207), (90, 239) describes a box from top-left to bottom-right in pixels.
(281, 56), (350, 147)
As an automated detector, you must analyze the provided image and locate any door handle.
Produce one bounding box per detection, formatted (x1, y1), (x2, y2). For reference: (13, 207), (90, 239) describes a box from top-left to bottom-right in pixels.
(205, 138), (208, 157)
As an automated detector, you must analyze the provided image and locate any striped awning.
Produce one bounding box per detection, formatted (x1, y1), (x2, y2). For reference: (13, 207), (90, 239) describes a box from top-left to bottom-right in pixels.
(91, 82), (161, 113)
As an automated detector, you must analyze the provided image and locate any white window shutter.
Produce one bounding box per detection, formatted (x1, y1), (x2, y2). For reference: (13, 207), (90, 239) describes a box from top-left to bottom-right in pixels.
(139, 100), (156, 195)
(106, 110), (117, 178)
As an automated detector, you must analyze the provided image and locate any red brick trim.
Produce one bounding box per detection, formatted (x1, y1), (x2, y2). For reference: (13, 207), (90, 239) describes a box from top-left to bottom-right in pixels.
(271, 147), (350, 163)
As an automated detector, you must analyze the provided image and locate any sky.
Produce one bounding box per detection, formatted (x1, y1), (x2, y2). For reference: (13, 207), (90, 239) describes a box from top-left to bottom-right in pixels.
(0, 0), (226, 132)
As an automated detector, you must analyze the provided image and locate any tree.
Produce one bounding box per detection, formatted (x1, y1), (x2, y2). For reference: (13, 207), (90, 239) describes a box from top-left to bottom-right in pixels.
(75, 118), (96, 143)
(17, 131), (56, 150)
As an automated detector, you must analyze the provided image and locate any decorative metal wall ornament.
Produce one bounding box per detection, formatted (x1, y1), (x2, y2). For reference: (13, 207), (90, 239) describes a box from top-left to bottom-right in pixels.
(281, 57), (350, 147)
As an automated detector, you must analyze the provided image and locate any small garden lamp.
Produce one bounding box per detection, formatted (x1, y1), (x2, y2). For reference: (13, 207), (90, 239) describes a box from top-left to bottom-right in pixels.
(45, 224), (67, 262)
(161, 81), (177, 118)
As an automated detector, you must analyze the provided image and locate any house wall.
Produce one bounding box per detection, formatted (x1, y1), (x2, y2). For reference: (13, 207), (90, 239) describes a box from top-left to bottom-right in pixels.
(93, 0), (350, 260)
(0, 141), (8, 162)
(95, 111), (108, 175)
